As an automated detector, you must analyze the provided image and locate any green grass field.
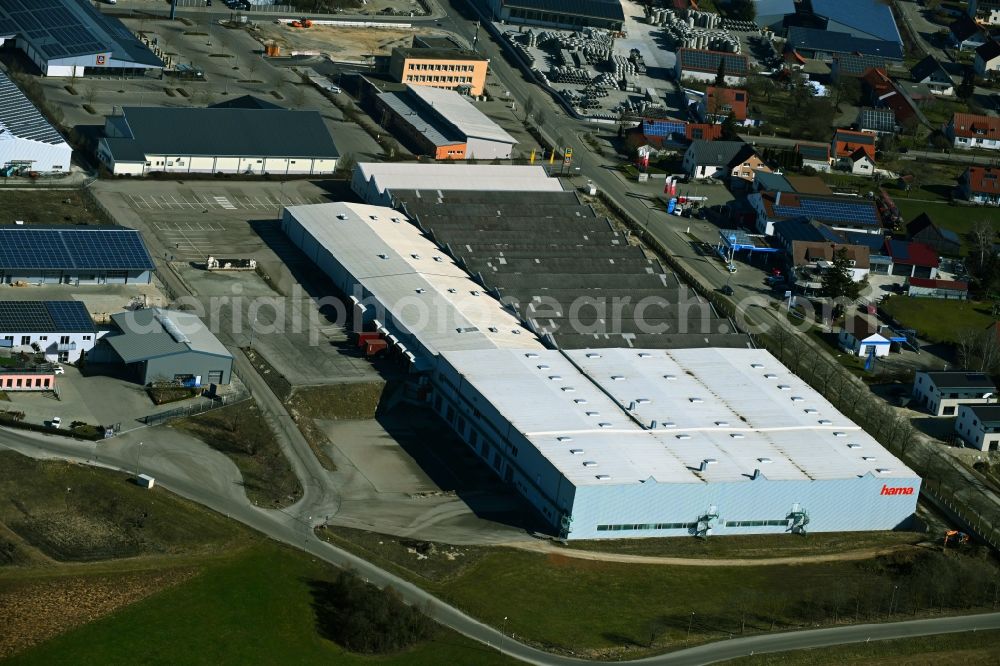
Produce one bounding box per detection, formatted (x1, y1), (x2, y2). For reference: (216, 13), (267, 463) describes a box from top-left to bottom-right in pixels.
(318, 527), (997, 658)
(6, 543), (518, 665)
(892, 200), (992, 256)
(726, 628), (1000, 664)
(0, 190), (110, 226)
(880, 295), (996, 344)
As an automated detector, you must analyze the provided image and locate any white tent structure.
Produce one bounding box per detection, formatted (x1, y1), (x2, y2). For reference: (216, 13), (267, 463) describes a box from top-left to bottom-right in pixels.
(0, 71), (71, 173)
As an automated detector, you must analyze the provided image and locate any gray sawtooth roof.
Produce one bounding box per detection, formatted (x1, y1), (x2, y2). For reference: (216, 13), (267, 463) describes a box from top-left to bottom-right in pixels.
(105, 107), (339, 160)
(105, 308), (231, 363)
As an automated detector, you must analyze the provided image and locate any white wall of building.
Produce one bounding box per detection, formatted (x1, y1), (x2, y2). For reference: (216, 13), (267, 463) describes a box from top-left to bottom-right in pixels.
(0, 330), (102, 363)
(912, 372), (997, 416)
(955, 406), (1000, 451)
(0, 135), (72, 173)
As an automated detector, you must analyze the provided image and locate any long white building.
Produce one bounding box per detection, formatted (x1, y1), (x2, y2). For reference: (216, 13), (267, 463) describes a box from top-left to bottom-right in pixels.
(283, 202), (921, 539)
(0, 71), (72, 173)
(351, 162), (564, 207)
(98, 105), (339, 176)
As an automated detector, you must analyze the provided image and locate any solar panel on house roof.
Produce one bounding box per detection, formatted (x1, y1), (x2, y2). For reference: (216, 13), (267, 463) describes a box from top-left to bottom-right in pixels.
(0, 228), (154, 271)
(773, 199), (879, 226)
(46, 301), (94, 330)
(0, 300), (93, 332)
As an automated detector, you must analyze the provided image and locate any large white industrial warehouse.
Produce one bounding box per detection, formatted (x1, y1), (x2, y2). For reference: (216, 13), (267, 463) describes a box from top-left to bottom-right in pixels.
(0, 71), (71, 173)
(283, 202), (920, 540)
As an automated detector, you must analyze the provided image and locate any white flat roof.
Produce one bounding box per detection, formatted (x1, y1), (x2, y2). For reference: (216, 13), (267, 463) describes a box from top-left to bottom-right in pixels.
(441, 347), (917, 486)
(284, 202), (542, 358)
(356, 163), (565, 196)
(407, 84), (518, 144)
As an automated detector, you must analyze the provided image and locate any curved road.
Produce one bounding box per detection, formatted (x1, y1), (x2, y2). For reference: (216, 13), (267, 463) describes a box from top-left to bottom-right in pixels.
(3, 426), (1000, 665)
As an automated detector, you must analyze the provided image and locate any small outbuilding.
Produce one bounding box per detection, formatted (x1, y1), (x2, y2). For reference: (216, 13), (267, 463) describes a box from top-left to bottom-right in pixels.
(906, 277), (969, 300)
(839, 316), (891, 358)
(95, 308), (232, 386)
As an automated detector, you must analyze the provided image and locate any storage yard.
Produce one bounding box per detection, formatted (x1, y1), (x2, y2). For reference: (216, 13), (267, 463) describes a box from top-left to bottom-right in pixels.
(500, 1), (769, 119)
(254, 22), (448, 63)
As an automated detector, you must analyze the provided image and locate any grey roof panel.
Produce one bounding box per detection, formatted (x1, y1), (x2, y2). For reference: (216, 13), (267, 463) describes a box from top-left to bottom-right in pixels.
(0, 70), (67, 145)
(788, 27), (904, 60)
(107, 308), (232, 363)
(810, 0), (901, 43)
(106, 107), (340, 160)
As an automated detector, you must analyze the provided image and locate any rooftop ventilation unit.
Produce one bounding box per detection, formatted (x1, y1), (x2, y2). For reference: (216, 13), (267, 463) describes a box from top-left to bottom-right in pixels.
(595, 474), (611, 480)
(847, 443), (862, 449)
(156, 313), (190, 344)
(699, 458), (718, 471)
(582, 461), (597, 467)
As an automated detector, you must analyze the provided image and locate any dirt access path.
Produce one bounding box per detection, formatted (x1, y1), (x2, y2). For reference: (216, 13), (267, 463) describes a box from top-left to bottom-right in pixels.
(506, 540), (918, 567)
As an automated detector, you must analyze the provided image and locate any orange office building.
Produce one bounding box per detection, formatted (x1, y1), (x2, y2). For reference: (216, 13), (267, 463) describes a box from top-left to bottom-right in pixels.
(389, 47), (489, 97)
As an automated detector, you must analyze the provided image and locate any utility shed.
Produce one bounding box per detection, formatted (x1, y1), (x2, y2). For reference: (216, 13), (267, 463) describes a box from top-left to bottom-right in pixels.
(98, 308), (232, 385)
(0, 71), (72, 173)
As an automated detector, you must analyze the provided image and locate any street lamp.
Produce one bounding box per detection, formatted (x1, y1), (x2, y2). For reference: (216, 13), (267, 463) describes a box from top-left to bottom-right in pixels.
(687, 611), (695, 637)
(135, 441), (143, 479)
(499, 616), (508, 654)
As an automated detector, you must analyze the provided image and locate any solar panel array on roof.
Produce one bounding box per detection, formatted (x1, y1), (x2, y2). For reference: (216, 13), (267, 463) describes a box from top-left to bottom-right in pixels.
(679, 49), (749, 75)
(0, 300), (93, 332)
(0, 227), (154, 271)
(0, 0), (107, 58)
(774, 198), (879, 226)
(0, 71), (66, 145)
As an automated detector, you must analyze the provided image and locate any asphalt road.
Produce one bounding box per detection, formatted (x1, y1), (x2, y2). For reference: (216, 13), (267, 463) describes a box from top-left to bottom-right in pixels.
(4, 424), (1000, 666)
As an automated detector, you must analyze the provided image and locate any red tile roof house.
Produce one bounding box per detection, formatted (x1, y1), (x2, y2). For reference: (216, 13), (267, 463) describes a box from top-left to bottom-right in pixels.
(959, 166), (1000, 205)
(831, 129), (876, 175)
(947, 113), (1000, 151)
(700, 86), (749, 121)
(860, 68), (921, 126)
(884, 239), (940, 279)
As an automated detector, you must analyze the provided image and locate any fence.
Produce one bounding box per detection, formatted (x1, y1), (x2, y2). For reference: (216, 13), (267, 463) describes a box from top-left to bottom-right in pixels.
(173, 0), (292, 8)
(141, 389), (249, 426)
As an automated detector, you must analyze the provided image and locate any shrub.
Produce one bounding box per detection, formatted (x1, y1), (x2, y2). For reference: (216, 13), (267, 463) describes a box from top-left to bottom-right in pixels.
(311, 571), (435, 653)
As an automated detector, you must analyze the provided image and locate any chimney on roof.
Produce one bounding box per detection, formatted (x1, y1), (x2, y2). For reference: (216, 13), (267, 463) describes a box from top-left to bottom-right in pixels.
(751, 468), (761, 480)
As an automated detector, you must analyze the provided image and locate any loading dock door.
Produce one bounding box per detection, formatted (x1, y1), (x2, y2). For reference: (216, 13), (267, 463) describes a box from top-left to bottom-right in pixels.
(208, 371), (223, 384)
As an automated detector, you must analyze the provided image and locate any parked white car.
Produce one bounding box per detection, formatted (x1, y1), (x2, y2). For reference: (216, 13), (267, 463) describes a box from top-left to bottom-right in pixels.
(53, 365), (65, 375)
(50, 417), (61, 428)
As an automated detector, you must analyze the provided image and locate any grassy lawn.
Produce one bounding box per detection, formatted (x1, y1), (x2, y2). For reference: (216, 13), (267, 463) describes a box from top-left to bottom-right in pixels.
(0, 451), (245, 563)
(0, 190), (110, 226)
(726, 629), (1000, 664)
(880, 295), (996, 345)
(564, 530), (923, 559)
(172, 399), (302, 508)
(319, 527), (997, 658)
(892, 199), (1000, 257)
(5, 543), (518, 666)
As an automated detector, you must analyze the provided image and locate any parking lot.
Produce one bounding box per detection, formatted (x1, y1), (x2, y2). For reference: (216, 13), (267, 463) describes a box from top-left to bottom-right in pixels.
(128, 193), (329, 212)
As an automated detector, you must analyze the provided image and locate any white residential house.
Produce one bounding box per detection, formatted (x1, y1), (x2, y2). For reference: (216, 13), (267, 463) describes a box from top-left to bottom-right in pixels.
(837, 149), (876, 176)
(839, 317), (891, 358)
(969, 0), (1000, 26)
(948, 113), (1000, 151)
(955, 405), (1000, 451)
(912, 371), (997, 417)
(0, 301), (101, 363)
(975, 40), (1000, 77)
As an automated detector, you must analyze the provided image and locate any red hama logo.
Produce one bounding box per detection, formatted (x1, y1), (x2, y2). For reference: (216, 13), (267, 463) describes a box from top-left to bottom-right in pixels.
(881, 485), (914, 496)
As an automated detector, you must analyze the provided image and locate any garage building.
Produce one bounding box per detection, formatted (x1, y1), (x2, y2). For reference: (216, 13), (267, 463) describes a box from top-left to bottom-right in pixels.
(97, 308), (232, 385)
(0, 226), (154, 285)
(97, 104), (339, 176)
(0, 0), (162, 77)
(0, 71), (72, 173)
